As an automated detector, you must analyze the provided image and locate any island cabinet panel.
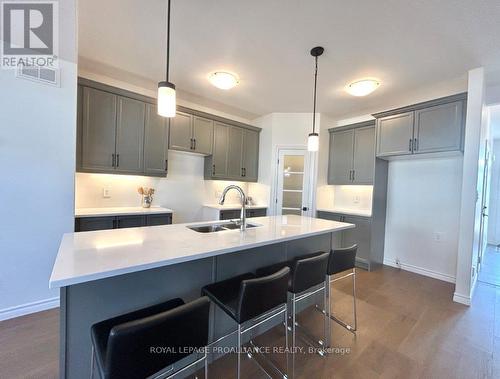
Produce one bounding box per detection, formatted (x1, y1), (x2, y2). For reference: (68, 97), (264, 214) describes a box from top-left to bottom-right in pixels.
(219, 208), (267, 220)
(81, 87), (117, 171)
(169, 111), (193, 152)
(328, 122), (375, 185)
(75, 213), (172, 232)
(115, 96), (145, 174)
(376, 112), (414, 157)
(192, 116), (214, 155)
(144, 103), (169, 176)
(414, 100), (464, 154)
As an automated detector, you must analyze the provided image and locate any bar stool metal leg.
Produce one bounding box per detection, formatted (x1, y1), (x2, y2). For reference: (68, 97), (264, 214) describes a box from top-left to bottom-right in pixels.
(291, 294), (296, 379)
(284, 308), (289, 378)
(237, 324), (242, 379)
(323, 268), (357, 334)
(90, 345), (95, 379)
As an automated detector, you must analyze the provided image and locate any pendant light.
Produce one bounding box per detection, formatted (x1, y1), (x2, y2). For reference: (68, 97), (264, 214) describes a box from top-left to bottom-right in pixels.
(157, 0), (176, 117)
(307, 46), (324, 152)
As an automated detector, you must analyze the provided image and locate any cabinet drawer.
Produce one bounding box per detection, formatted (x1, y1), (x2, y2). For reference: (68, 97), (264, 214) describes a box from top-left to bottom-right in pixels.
(247, 208), (267, 218)
(115, 216), (146, 229)
(220, 210), (241, 220)
(146, 214), (172, 226)
(75, 217), (115, 232)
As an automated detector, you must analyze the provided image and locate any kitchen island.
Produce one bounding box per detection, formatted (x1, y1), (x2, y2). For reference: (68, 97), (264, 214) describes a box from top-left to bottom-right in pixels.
(50, 215), (354, 379)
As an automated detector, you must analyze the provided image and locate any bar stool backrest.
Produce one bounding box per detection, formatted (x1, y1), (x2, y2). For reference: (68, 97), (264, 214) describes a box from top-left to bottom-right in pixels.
(105, 297), (210, 379)
(237, 267), (290, 324)
(291, 252), (329, 293)
(328, 245), (358, 275)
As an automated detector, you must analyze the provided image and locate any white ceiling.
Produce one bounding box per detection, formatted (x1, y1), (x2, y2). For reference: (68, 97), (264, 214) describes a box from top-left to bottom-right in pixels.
(78, 0), (500, 119)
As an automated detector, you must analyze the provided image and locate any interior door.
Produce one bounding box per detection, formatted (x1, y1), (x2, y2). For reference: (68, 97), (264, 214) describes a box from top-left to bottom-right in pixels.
(275, 149), (313, 217)
(478, 144), (490, 272)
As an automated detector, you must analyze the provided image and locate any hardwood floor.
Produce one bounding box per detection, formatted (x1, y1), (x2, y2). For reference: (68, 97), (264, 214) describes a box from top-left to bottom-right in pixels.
(479, 245), (500, 286)
(2, 266), (500, 379)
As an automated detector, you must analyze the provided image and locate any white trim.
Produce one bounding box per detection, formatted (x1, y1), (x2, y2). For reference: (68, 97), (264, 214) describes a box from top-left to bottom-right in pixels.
(453, 292), (471, 306)
(383, 258), (456, 283)
(0, 297), (60, 322)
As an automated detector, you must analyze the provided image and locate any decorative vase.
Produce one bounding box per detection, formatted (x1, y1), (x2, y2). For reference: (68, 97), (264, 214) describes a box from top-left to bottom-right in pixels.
(142, 194), (153, 208)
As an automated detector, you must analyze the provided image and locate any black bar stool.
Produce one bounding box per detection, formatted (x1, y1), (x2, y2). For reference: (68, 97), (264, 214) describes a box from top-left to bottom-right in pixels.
(321, 245), (358, 337)
(201, 267), (290, 379)
(256, 252), (330, 376)
(90, 297), (210, 379)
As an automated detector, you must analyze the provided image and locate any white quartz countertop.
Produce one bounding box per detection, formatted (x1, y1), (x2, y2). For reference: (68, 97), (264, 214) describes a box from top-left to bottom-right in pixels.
(317, 208), (372, 218)
(203, 204), (268, 210)
(50, 215), (353, 288)
(75, 206), (173, 218)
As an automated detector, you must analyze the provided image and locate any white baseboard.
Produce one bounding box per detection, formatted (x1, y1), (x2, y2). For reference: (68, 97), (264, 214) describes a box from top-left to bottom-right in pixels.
(383, 258), (456, 283)
(453, 292), (471, 306)
(0, 297), (59, 322)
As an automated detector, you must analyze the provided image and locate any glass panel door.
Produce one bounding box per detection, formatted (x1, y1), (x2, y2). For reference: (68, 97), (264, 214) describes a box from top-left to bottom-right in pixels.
(276, 149), (312, 216)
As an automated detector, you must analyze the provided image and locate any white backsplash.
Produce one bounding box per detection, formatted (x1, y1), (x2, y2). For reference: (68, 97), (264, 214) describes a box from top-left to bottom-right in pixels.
(75, 151), (252, 223)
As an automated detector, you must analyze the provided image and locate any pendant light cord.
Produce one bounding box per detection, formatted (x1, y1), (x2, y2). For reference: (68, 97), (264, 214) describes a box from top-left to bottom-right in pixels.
(166, 0), (171, 82)
(312, 55), (318, 134)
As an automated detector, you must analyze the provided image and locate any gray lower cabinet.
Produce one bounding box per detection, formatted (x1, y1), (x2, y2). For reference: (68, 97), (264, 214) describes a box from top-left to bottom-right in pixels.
(328, 122), (375, 185)
(205, 123), (260, 181)
(220, 208), (267, 220)
(75, 213), (172, 232)
(316, 211), (372, 270)
(144, 103), (169, 176)
(375, 95), (466, 158)
(81, 87), (117, 171)
(169, 112), (214, 155)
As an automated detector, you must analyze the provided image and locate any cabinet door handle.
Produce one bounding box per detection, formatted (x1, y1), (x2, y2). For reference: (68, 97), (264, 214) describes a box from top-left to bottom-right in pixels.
(116, 154), (120, 167)
(212, 165), (216, 176)
(243, 168), (246, 177)
(193, 139), (196, 150)
(189, 138), (193, 150)
(112, 153), (116, 167)
(352, 170), (355, 182)
(414, 138), (418, 151)
(165, 159), (168, 173)
(409, 139), (413, 152)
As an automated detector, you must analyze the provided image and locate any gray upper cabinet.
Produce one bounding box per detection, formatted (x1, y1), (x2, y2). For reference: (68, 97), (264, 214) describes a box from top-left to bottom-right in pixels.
(376, 112), (414, 157)
(169, 113), (214, 155)
(327, 122), (375, 185)
(169, 111), (192, 152)
(115, 96), (145, 174)
(353, 126), (376, 184)
(414, 100), (464, 154)
(242, 129), (259, 181)
(144, 103), (169, 176)
(192, 116), (213, 155)
(227, 126), (244, 178)
(210, 122), (230, 178)
(81, 87), (117, 171)
(328, 129), (354, 185)
(374, 94), (466, 159)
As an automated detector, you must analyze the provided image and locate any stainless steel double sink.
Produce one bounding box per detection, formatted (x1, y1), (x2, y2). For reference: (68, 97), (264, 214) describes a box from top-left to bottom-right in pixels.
(188, 221), (260, 233)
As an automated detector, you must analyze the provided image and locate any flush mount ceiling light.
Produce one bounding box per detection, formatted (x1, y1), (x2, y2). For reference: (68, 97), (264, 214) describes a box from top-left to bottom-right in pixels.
(346, 79), (380, 97)
(157, 0), (176, 117)
(307, 46), (324, 152)
(208, 71), (239, 90)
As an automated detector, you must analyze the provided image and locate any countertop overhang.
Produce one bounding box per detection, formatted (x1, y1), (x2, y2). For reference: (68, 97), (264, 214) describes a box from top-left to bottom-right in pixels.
(49, 215), (354, 288)
(75, 206), (173, 218)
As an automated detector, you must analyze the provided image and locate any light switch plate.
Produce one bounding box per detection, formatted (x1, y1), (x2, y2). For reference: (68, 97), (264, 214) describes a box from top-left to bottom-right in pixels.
(102, 188), (111, 198)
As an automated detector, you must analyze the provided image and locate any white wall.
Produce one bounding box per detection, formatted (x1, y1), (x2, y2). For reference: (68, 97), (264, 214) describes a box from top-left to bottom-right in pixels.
(383, 157), (463, 282)
(488, 139), (500, 245)
(248, 113), (320, 214)
(0, 1), (77, 319)
(455, 67), (489, 305)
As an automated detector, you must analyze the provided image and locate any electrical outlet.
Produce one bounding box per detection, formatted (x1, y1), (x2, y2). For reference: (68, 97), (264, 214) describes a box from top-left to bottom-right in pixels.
(102, 187), (111, 198)
(353, 195), (360, 204)
(434, 232), (445, 242)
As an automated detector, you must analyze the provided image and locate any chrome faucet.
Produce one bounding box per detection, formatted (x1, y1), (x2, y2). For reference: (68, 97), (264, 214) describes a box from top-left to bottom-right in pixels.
(219, 185), (247, 231)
